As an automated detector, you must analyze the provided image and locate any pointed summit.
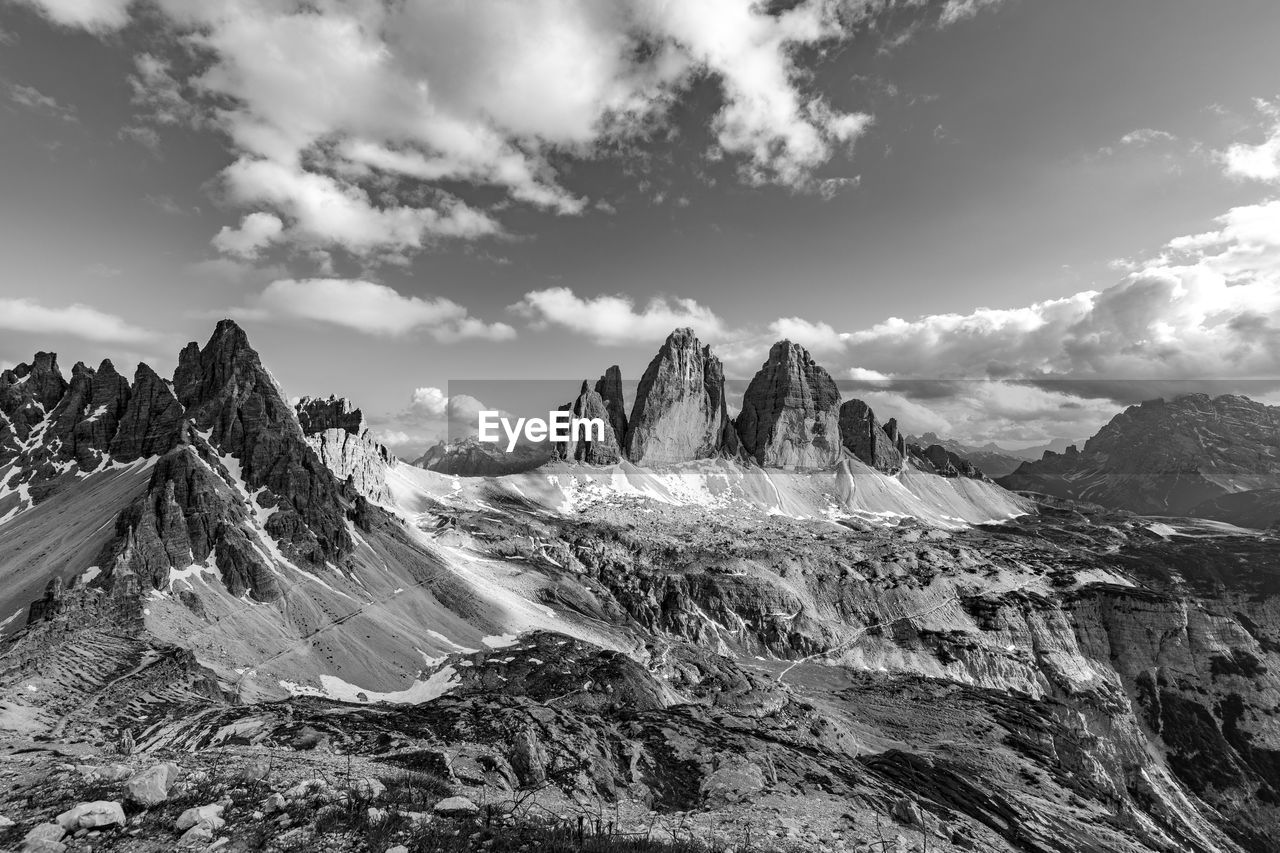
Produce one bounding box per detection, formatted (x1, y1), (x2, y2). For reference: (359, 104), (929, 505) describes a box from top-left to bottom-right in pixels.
(736, 340), (842, 469)
(171, 320), (351, 561)
(625, 328), (729, 465)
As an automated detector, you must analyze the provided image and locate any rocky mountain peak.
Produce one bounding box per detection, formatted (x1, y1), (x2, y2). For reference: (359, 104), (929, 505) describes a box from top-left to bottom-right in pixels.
(625, 328), (729, 465)
(171, 320), (351, 562)
(594, 366), (628, 445)
(735, 340), (842, 468)
(837, 399), (903, 473)
(1000, 392), (1280, 514)
(556, 381), (622, 465)
(296, 395), (365, 436)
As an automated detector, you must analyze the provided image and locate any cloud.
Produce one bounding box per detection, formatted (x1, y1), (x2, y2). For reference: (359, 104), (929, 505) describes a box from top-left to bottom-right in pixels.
(368, 388), (500, 454)
(1120, 128), (1177, 146)
(937, 0), (1010, 26)
(234, 278), (516, 342)
(758, 198), (1280, 385)
(20, 0), (899, 258)
(212, 212), (284, 258)
(15, 0), (131, 31)
(1221, 98), (1280, 183)
(512, 287), (726, 345)
(0, 298), (160, 344)
(6, 82), (78, 122)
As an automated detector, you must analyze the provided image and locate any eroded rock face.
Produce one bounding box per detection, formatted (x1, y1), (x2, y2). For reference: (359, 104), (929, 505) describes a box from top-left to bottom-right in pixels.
(909, 444), (987, 480)
(306, 427), (394, 505)
(173, 320), (352, 562)
(0, 352), (68, 460)
(999, 393), (1280, 514)
(626, 328), (729, 465)
(594, 366), (628, 449)
(109, 364), (185, 462)
(736, 340), (842, 469)
(557, 381), (622, 465)
(839, 399), (903, 473)
(296, 395), (365, 436)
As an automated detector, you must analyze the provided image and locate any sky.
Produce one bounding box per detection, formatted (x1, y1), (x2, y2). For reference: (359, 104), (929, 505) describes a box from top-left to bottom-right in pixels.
(2, 0), (1279, 456)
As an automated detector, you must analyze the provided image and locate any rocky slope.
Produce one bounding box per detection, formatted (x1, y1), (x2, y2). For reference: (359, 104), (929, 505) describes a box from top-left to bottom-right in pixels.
(297, 396), (395, 506)
(3, 324), (1279, 853)
(1000, 394), (1280, 514)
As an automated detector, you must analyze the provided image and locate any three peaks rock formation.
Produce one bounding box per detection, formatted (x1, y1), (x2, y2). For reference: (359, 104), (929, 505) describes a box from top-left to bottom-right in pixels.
(544, 327), (985, 479)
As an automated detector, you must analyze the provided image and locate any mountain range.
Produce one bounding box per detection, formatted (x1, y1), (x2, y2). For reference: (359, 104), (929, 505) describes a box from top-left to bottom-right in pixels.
(1, 321), (1278, 853)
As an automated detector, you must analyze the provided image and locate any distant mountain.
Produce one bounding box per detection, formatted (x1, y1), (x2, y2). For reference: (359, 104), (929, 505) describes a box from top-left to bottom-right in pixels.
(412, 436), (553, 477)
(908, 433), (1085, 479)
(998, 394), (1280, 515)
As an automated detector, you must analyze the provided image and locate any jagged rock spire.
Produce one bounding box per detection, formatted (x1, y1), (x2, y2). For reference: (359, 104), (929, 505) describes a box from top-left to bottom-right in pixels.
(626, 328), (729, 465)
(736, 340), (842, 469)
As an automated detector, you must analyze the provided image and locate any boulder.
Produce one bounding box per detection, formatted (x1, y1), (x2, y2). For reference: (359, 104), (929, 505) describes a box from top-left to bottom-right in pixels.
(736, 341), (842, 468)
(21, 823), (67, 853)
(626, 328), (730, 465)
(351, 777), (387, 800)
(699, 756), (767, 806)
(55, 800), (126, 831)
(433, 795), (479, 816)
(175, 804), (225, 831)
(838, 400), (903, 473)
(126, 762), (180, 807)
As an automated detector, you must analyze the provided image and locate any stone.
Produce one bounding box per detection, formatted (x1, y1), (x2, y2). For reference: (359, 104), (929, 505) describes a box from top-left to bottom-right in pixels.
(626, 328), (730, 465)
(21, 823), (67, 853)
(178, 821), (215, 847)
(838, 400), (903, 473)
(55, 800), (126, 831)
(736, 340), (842, 469)
(126, 762), (180, 807)
(175, 804), (225, 831)
(240, 756), (272, 783)
(700, 757), (767, 806)
(509, 727), (548, 786)
(352, 777), (387, 800)
(386, 846), (409, 853)
(433, 795), (479, 816)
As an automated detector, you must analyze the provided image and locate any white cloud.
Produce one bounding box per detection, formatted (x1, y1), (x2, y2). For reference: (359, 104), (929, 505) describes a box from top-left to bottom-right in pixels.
(6, 82), (78, 122)
(16, 0), (131, 31)
(0, 298), (160, 344)
(1221, 98), (1280, 183)
(369, 389), (500, 453)
(511, 287), (726, 345)
(938, 0), (1009, 27)
(23, 0), (893, 258)
(235, 278), (516, 342)
(1120, 128), (1176, 146)
(212, 212), (284, 258)
(761, 198), (1280, 383)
